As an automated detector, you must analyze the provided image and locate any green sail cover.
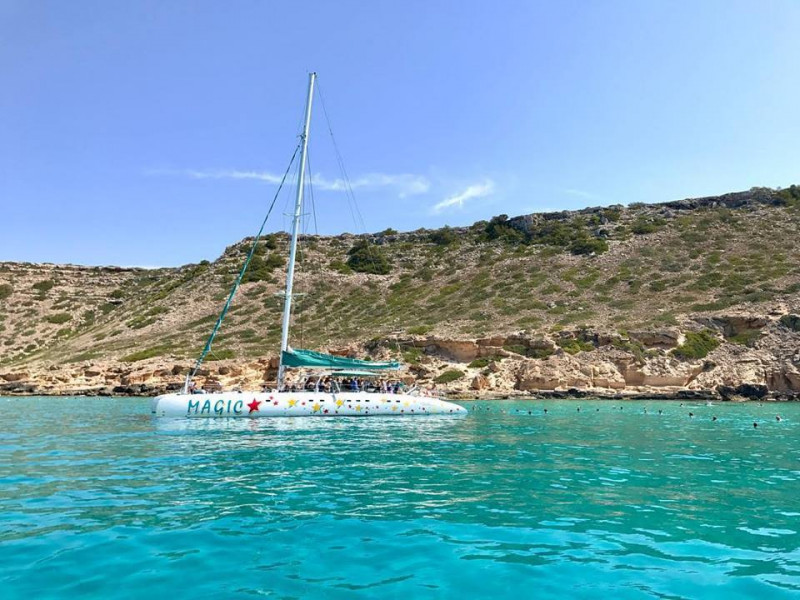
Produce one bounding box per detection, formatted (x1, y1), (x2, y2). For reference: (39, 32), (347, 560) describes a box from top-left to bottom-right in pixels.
(281, 349), (400, 371)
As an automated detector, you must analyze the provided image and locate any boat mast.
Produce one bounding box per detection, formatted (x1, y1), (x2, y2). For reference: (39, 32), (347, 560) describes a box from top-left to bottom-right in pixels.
(277, 72), (316, 389)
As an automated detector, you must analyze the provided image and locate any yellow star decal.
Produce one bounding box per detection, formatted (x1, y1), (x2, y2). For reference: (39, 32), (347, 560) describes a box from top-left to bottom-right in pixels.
(288, 398), (297, 407)
(312, 403), (321, 413)
(355, 405), (362, 412)
(336, 399), (344, 407)
(391, 405), (398, 411)
(403, 401), (410, 407)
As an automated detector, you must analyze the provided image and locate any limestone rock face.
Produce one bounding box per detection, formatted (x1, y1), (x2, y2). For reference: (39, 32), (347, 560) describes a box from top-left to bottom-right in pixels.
(1, 372), (29, 382)
(628, 329), (681, 349)
(515, 355), (592, 391)
(471, 374), (489, 390)
(423, 339), (479, 362)
(615, 356), (702, 387)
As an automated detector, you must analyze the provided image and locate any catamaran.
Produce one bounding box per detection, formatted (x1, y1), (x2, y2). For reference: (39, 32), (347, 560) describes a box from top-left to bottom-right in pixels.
(151, 73), (467, 418)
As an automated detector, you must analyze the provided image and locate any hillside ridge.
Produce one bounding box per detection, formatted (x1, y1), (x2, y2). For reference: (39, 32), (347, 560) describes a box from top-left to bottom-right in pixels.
(1, 184), (799, 400)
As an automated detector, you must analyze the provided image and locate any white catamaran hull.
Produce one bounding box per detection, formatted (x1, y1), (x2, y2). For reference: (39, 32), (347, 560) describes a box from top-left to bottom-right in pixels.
(151, 391), (467, 418)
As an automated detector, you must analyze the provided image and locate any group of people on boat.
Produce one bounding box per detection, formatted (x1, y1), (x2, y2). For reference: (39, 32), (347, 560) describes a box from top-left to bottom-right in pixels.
(294, 375), (407, 394)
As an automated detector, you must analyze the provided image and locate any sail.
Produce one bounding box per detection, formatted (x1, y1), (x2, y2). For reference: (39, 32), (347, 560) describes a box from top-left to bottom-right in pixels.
(281, 349), (400, 371)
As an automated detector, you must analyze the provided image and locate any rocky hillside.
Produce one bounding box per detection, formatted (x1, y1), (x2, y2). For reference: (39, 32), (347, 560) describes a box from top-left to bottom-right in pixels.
(1, 185), (799, 399)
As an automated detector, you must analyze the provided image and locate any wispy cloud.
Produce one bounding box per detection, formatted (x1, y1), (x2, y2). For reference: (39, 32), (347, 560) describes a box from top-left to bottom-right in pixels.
(148, 168), (430, 197)
(432, 180), (495, 214)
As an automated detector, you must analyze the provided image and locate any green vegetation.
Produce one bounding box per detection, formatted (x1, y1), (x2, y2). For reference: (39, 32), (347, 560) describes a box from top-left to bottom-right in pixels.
(467, 356), (502, 369)
(206, 348), (235, 361)
(346, 240), (391, 274)
(121, 346), (172, 362)
(32, 280), (55, 293)
(568, 236), (609, 256)
(241, 252), (284, 284)
(0, 284), (12, 300)
(328, 259), (353, 274)
(429, 226), (458, 246)
(401, 346), (423, 364)
(407, 325), (432, 335)
(46, 313), (72, 324)
(728, 330), (762, 347)
(673, 330), (720, 360)
(556, 338), (595, 354)
(777, 185), (800, 207)
(434, 369), (464, 384)
(503, 343), (555, 359)
(779, 314), (800, 332)
(630, 216), (665, 235)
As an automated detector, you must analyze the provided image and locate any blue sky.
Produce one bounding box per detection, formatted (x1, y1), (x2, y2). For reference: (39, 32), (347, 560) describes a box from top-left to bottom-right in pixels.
(1, 1), (799, 266)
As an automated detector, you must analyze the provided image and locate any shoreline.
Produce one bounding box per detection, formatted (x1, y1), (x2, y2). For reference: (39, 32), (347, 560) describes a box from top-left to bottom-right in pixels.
(2, 386), (798, 402)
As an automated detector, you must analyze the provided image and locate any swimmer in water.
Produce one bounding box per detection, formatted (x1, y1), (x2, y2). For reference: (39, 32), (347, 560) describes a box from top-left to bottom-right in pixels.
(658, 409), (662, 415)
(753, 422), (758, 428)
(712, 416), (717, 421)
(776, 415), (782, 422)
(544, 408), (548, 414)
(689, 412), (694, 417)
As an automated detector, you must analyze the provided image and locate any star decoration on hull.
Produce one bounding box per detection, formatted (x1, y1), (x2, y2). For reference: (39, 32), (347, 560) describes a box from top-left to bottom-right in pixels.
(247, 399), (261, 414)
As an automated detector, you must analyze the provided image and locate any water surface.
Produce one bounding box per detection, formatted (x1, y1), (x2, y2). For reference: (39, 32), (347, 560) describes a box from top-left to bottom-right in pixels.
(1, 397), (799, 598)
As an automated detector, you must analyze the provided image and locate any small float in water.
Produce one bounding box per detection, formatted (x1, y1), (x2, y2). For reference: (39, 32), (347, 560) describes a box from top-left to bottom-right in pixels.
(151, 73), (466, 418)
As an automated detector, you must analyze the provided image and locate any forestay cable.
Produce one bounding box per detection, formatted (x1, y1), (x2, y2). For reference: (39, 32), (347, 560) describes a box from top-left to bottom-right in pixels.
(185, 143), (300, 389)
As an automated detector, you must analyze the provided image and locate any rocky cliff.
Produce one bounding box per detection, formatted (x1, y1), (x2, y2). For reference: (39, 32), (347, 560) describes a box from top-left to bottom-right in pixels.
(1, 185), (799, 400)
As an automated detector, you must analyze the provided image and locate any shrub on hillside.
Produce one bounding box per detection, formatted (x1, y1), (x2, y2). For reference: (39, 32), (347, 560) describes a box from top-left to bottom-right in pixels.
(779, 314), (800, 332)
(557, 338), (594, 354)
(429, 226), (458, 246)
(32, 280), (55, 293)
(630, 216), (666, 235)
(407, 325), (432, 335)
(434, 369), (464, 384)
(46, 313), (71, 324)
(569, 235), (609, 256)
(328, 259), (353, 274)
(673, 330), (720, 360)
(242, 253), (284, 283)
(483, 215), (527, 244)
(0, 283), (12, 300)
(776, 185), (800, 207)
(121, 346), (171, 362)
(346, 240), (391, 274)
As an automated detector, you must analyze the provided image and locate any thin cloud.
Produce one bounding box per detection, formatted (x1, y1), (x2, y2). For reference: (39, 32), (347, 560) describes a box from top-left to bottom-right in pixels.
(432, 180), (495, 214)
(148, 168), (430, 197)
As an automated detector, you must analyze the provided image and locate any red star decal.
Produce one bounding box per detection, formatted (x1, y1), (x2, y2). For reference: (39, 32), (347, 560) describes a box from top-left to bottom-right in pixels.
(323, 409), (329, 414)
(247, 399), (261, 414)
(273, 401), (278, 406)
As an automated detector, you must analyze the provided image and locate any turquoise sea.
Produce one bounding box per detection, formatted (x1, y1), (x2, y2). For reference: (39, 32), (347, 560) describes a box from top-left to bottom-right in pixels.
(1, 397), (799, 599)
